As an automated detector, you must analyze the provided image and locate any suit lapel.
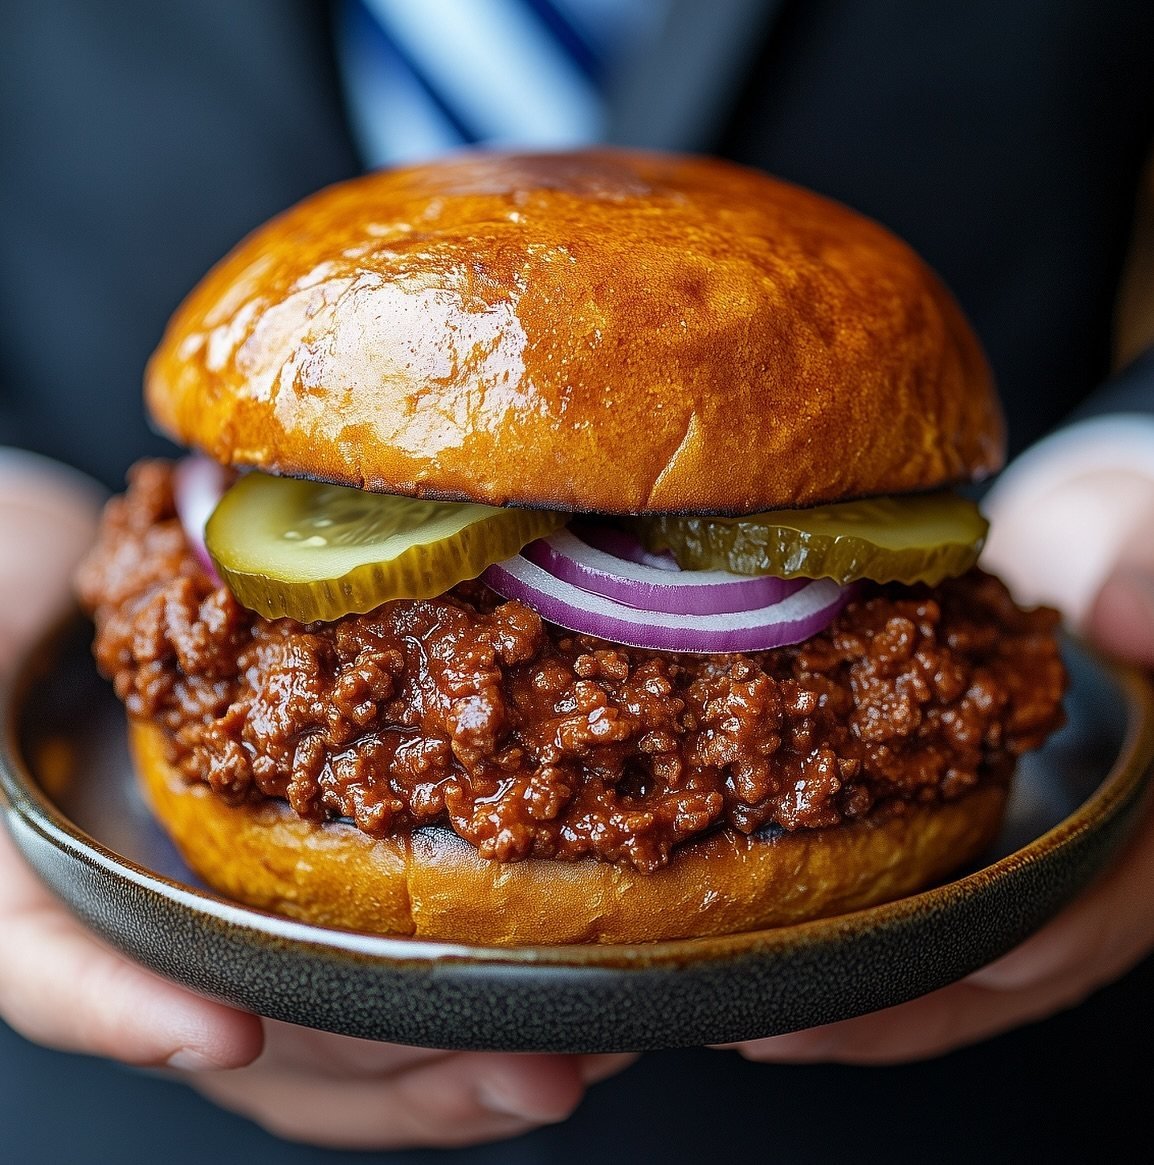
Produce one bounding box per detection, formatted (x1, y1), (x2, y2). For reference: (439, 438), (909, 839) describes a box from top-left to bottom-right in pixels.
(605, 0), (788, 150)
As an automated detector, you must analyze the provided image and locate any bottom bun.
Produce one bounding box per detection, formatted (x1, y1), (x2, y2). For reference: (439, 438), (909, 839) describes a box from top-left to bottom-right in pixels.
(131, 718), (1008, 945)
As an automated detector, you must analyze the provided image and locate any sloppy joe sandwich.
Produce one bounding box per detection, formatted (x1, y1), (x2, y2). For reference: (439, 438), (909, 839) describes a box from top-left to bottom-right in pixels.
(76, 150), (1065, 944)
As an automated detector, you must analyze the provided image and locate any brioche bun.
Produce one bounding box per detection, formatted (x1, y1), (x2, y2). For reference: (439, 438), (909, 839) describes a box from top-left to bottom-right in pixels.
(123, 150), (1025, 947)
(131, 719), (1007, 945)
(146, 150), (1002, 515)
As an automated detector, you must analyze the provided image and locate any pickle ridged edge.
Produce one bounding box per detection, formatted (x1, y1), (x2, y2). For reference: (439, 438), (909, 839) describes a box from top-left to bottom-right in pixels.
(627, 493), (988, 587)
(205, 475), (566, 622)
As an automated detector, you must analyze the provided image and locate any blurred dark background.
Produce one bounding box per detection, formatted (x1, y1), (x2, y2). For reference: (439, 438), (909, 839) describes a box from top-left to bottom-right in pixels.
(1, 983), (1152, 1164)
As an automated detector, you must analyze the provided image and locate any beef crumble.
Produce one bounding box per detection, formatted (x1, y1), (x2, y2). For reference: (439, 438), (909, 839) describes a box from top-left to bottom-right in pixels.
(76, 462), (1066, 872)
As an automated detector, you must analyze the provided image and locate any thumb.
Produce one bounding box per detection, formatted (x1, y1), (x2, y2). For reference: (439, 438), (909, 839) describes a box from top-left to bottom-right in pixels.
(0, 450), (103, 663)
(1084, 566), (1154, 667)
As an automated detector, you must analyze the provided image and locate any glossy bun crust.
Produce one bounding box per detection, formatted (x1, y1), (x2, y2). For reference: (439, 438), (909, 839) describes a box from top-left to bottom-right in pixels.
(147, 150), (1003, 514)
(131, 719), (1006, 944)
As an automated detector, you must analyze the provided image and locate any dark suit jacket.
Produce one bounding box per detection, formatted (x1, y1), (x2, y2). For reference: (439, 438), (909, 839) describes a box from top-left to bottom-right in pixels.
(2, 3), (1153, 1162)
(3, 0), (1154, 485)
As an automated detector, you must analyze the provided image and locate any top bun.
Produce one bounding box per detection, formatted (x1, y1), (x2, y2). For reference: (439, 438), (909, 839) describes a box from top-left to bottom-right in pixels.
(147, 150), (1003, 514)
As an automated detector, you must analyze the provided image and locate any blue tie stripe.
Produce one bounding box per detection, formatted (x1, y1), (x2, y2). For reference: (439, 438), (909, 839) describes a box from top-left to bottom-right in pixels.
(362, 0), (600, 149)
(520, 0), (604, 82)
(340, 0), (664, 168)
(340, 0), (478, 163)
(344, 0), (483, 147)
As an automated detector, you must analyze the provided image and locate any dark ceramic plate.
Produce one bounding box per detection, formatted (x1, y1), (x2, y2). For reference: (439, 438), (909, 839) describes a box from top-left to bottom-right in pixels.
(2, 621), (1153, 1054)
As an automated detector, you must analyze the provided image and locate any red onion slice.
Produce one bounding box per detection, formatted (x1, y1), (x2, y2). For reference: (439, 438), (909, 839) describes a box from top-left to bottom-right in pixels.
(173, 455), (229, 582)
(523, 529), (804, 615)
(482, 555), (850, 653)
(568, 523), (680, 571)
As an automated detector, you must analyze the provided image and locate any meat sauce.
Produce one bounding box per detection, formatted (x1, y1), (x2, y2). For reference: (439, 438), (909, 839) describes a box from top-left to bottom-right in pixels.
(76, 462), (1066, 872)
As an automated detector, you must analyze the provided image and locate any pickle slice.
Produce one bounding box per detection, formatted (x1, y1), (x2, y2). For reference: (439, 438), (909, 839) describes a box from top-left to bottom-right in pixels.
(205, 473), (566, 622)
(627, 493), (988, 586)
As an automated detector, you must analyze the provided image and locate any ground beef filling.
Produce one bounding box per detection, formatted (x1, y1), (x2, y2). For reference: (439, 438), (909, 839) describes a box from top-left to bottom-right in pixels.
(77, 462), (1066, 873)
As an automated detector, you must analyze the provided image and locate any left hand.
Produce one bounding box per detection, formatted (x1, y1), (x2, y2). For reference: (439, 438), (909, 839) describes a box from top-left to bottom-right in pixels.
(186, 1023), (634, 1150)
(726, 464), (1154, 1065)
(0, 456), (636, 1149)
(0, 458), (266, 1078)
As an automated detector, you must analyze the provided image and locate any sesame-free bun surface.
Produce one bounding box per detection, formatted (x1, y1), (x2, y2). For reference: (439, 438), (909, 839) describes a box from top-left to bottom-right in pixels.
(147, 150), (1002, 514)
(131, 719), (1006, 944)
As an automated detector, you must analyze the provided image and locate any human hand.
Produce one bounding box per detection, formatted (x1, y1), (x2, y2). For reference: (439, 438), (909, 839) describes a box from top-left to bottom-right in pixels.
(0, 451), (634, 1148)
(187, 1023), (633, 1150)
(2, 815), (628, 1153)
(982, 439), (1154, 666)
(0, 452), (261, 1077)
(0, 451), (264, 1073)
(726, 433), (1154, 1066)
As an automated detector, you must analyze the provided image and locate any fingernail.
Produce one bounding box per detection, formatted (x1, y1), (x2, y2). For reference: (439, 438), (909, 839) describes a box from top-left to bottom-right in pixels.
(165, 1048), (222, 1072)
(476, 1081), (567, 1124)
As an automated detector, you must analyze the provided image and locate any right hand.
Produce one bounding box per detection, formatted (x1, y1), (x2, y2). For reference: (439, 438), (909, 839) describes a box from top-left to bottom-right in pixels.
(0, 451), (634, 1149)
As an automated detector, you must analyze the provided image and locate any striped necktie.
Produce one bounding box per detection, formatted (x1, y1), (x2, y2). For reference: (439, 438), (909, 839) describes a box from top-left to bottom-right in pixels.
(338, 0), (667, 168)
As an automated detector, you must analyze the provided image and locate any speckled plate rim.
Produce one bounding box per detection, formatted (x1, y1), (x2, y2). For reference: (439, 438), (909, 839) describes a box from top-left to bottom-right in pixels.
(2, 627), (1153, 976)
